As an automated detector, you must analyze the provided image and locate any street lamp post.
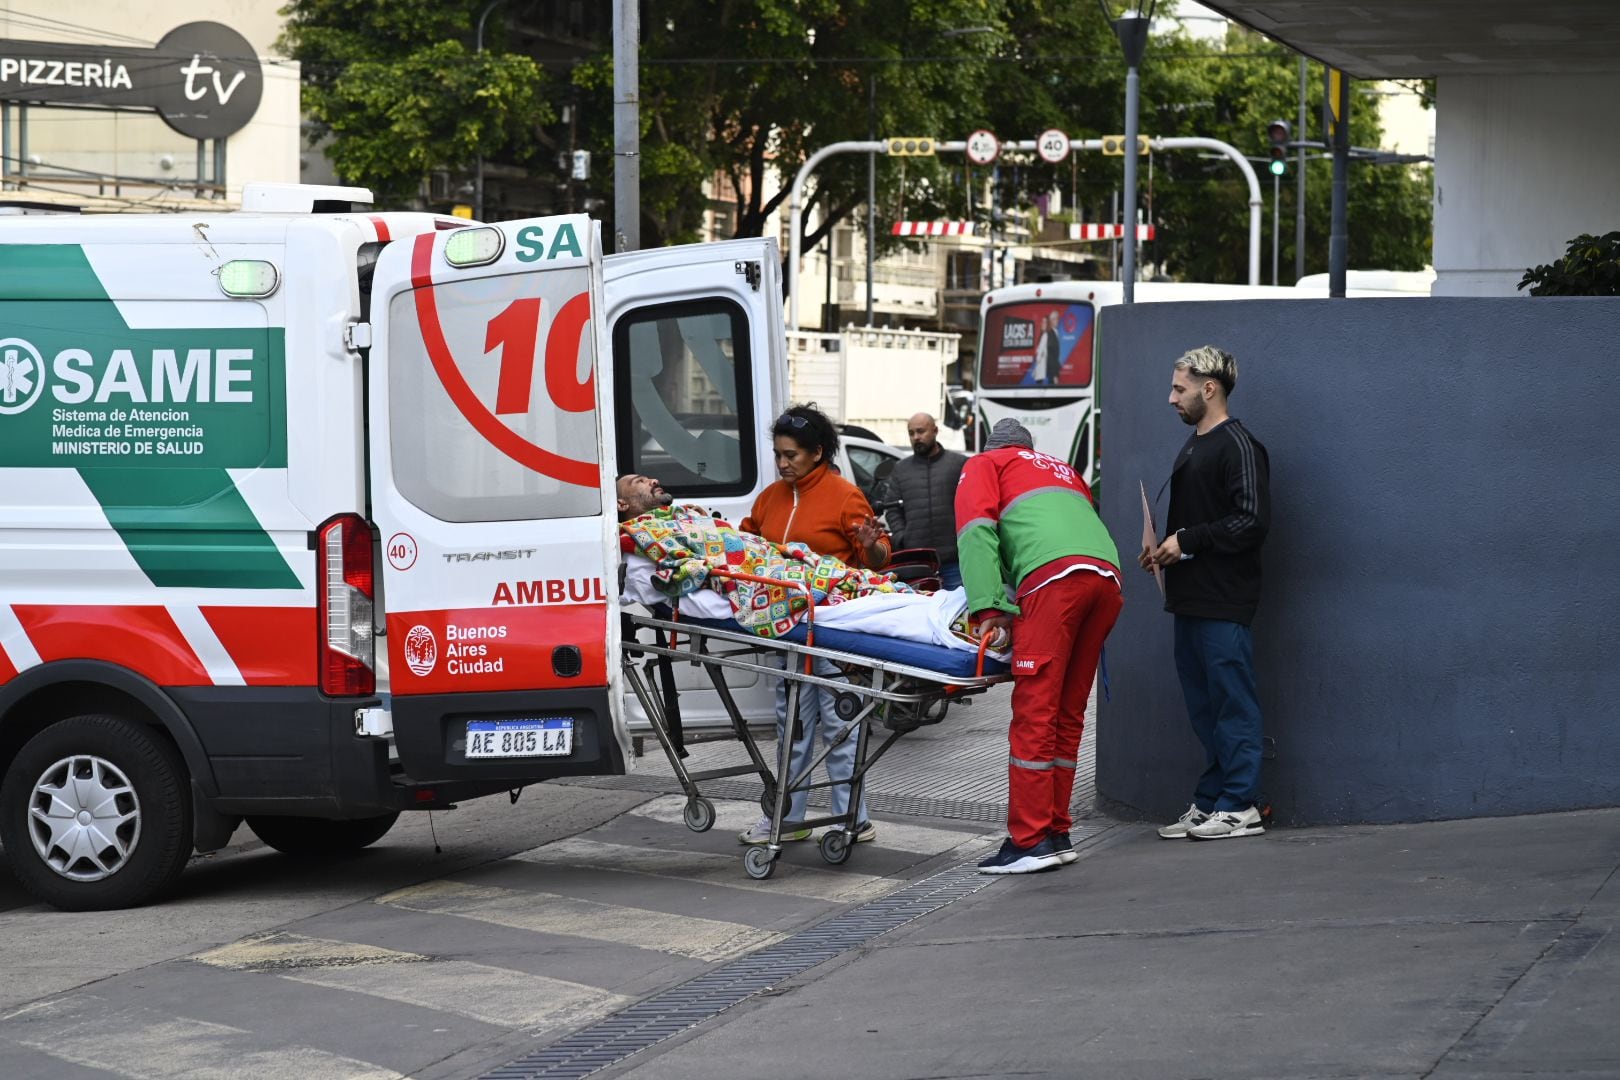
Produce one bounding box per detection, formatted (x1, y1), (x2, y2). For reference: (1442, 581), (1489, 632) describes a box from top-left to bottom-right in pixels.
(1103, 2), (1153, 303)
(473, 0), (506, 222)
(1271, 168), (1280, 285)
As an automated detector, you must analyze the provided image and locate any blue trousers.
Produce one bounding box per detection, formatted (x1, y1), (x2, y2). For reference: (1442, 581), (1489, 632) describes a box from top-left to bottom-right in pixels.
(937, 561), (963, 591)
(773, 655), (870, 827)
(1173, 615), (1263, 812)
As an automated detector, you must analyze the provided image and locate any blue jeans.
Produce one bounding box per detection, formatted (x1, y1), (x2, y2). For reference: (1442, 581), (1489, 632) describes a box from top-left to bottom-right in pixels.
(937, 560), (963, 591)
(773, 654), (870, 827)
(1173, 616), (1263, 812)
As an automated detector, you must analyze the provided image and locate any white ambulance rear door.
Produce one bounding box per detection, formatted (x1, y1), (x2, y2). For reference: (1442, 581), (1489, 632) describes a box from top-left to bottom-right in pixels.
(365, 217), (623, 768)
(603, 239), (783, 730)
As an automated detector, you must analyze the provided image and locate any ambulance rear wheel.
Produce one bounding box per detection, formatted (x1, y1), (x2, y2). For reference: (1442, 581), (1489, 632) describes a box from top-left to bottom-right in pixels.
(246, 813), (400, 856)
(0, 713), (193, 911)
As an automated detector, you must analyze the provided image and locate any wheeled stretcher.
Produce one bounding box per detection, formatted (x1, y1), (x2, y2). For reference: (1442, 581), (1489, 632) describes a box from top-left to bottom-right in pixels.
(620, 571), (1010, 880)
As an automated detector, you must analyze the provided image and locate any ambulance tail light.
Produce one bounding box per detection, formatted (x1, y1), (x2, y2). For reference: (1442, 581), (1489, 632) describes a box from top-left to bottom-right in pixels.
(318, 514), (376, 696)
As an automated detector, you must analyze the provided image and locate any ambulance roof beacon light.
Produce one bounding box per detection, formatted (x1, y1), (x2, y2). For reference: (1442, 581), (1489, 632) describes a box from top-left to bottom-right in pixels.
(218, 259), (279, 298)
(318, 514), (376, 697)
(444, 226), (505, 268)
(1267, 119), (1292, 176)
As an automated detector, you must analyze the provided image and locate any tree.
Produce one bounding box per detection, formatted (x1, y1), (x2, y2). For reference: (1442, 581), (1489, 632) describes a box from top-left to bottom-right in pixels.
(572, 0), (1002, 251)
(279, 1), (553, 207)
(1519, 232), (1620, 296)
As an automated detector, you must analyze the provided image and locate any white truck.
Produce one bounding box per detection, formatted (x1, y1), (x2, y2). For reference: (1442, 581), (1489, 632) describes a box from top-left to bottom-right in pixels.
(0, 184), (789, 909)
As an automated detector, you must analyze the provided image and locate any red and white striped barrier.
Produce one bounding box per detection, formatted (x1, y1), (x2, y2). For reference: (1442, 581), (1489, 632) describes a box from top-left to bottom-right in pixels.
(1069, 223), (1156, 241)
(890, 221), (975, 236)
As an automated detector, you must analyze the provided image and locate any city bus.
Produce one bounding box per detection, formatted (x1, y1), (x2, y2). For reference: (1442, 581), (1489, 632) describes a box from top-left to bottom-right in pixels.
(970, 276), (1429, 485)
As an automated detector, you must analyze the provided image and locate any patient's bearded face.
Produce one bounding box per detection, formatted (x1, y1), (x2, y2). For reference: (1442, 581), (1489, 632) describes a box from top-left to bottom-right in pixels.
(617, 475), (672, 517)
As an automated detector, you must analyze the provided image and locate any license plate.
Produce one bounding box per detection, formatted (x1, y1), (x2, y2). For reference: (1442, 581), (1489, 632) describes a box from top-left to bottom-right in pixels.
(465, 718), (573, 759)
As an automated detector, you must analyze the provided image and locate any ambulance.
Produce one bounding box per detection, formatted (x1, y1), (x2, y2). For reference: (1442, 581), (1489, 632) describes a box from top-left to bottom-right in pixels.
(0, 183), (787, 909)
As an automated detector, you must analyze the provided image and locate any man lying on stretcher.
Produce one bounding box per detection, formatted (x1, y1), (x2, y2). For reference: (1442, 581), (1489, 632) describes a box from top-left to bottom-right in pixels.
(615, 474), (1001, 657)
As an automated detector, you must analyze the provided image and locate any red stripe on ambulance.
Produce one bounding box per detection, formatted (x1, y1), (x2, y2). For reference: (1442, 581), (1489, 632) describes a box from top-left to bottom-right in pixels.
(202, 606), (318, 686)
(0, 643), (17, 684)
(369, 216), (392, 242)
(387, 604), (607, 696)
(13, 605), (210, 686)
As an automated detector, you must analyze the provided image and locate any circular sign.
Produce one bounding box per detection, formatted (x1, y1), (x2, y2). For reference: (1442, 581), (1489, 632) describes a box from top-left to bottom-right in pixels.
(1037, 129), (1070, 164)
(386, 532), (419, 571)
(152, 23), (265, 140)
(965, 129), (1000, 166)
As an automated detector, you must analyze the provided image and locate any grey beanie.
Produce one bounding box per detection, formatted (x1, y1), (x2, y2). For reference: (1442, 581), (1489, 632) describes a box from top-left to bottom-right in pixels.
(984, 418), (1034, 451)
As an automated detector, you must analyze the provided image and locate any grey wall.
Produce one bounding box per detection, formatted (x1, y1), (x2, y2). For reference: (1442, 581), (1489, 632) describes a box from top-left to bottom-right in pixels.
(1097, 297), (1620, 825)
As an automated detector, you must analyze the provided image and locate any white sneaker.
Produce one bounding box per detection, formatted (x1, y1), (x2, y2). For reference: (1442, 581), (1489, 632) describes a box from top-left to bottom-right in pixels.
(738, 816), (811, 845)
(1187, 806), (1265, 840)
(1157, 804), (1212, 839)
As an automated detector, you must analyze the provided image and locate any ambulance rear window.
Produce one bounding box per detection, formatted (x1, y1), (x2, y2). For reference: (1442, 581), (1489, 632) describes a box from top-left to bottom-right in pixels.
(385, 274), (601, 523)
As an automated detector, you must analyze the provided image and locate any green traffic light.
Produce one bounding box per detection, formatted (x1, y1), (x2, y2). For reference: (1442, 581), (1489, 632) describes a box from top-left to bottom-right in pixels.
(1269, 159), (1287, 176)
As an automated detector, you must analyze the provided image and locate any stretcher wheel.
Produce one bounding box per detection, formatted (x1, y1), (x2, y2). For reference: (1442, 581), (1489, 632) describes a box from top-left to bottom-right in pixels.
(833, 691), (862, 721)
(682, 797), (716, 833)
(743, 845), (777, 880)
(759, 784), (779, 817)
(819, 829), (851, 865)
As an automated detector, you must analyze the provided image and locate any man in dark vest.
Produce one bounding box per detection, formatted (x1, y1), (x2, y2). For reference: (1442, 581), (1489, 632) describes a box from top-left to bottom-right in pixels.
(886, 412), (968, 590)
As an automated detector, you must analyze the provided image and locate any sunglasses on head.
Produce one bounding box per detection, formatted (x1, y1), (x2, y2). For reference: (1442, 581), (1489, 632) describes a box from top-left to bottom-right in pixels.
(776, 413), (810, 429)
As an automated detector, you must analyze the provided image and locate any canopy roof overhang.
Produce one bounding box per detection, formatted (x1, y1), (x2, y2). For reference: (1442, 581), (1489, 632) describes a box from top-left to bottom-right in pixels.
(1195, 1), (1620, 78)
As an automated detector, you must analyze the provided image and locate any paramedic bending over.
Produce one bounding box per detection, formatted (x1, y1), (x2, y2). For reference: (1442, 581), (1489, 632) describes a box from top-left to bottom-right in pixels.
(736, 403), (890, 847)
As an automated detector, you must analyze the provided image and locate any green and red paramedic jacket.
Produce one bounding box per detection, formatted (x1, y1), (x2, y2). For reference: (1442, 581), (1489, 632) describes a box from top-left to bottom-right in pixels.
(954, 447), (1121, 624)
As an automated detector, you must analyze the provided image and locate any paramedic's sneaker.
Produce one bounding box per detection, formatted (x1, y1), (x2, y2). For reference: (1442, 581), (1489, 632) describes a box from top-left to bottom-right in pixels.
(1187, 806), (1266, 840)
(738, 816), (811, 845)
(1157, 804), (1212, 839)
(1050, 831), (1078, 864)
(977, 836), (1063, 875)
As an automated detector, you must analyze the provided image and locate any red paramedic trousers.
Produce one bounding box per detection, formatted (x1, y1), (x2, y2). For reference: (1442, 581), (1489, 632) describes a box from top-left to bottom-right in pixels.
(1007, 570), (1123, 849)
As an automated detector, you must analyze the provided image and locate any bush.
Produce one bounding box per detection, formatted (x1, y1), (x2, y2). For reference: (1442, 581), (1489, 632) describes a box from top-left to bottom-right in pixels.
(1519, 231), (1620, 296)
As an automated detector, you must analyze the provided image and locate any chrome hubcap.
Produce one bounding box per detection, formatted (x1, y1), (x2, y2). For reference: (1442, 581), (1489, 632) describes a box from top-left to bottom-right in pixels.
(27, 754), (141, 882)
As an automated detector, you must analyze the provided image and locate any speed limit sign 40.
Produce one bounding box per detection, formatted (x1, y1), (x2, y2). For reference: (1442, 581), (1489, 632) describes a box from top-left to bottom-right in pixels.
(965, 129), (1000, 166)
(1037, 129), (1070, 164)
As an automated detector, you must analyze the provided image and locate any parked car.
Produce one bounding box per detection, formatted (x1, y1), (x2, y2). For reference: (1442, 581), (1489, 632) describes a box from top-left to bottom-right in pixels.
(841, 434), (906, 519)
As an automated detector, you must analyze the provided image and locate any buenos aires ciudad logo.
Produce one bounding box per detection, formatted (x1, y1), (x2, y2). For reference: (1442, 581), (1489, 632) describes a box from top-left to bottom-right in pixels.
(404, 625), (438, 676)
(0, 338), (46, 415)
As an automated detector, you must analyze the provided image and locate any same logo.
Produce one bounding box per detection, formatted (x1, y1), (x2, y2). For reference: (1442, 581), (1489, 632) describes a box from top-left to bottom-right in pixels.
(403, 624), (437, 676)
(0, 338), (46, 415)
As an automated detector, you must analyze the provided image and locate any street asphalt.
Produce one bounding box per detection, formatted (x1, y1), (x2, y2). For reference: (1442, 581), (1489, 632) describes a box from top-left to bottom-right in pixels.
(604, 807), (1620, 1080)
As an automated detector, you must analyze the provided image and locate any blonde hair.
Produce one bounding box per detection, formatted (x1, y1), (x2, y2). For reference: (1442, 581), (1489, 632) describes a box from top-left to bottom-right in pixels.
(1174, 345), (1238, 395)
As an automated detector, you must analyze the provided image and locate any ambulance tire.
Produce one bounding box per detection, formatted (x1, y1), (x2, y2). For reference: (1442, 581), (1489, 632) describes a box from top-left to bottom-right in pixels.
(245, 813), (401, 856)
(0, 713), (193, 912)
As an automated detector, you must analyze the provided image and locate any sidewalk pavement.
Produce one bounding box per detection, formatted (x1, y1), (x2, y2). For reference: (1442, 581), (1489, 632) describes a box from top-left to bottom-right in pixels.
(609, 807), (1620, 1080)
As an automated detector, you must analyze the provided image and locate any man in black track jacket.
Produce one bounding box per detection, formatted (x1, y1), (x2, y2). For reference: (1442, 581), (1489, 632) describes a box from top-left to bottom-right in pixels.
(1140, 345), (1271, 842)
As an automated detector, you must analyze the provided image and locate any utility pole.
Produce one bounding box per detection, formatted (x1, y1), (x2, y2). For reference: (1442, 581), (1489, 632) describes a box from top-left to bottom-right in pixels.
(1327, 68), (1350, 297)
(1295, 56), (1307, 283)
(473, 0), (506, 222)
(1110, 11), (1150, 303)
(612, 0), (640, 251)
(866, 75), (876, 326)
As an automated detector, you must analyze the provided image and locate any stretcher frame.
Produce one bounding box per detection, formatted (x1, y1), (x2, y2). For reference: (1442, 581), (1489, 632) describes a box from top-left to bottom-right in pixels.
(620, 570), (1008, 880)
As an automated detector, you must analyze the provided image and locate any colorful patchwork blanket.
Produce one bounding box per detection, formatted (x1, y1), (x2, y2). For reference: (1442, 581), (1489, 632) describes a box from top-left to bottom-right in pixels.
(620, 505), (911, 638)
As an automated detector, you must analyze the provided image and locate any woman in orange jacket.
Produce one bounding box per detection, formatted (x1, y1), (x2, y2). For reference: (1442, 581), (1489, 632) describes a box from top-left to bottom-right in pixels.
(736, 404), (889, 846)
